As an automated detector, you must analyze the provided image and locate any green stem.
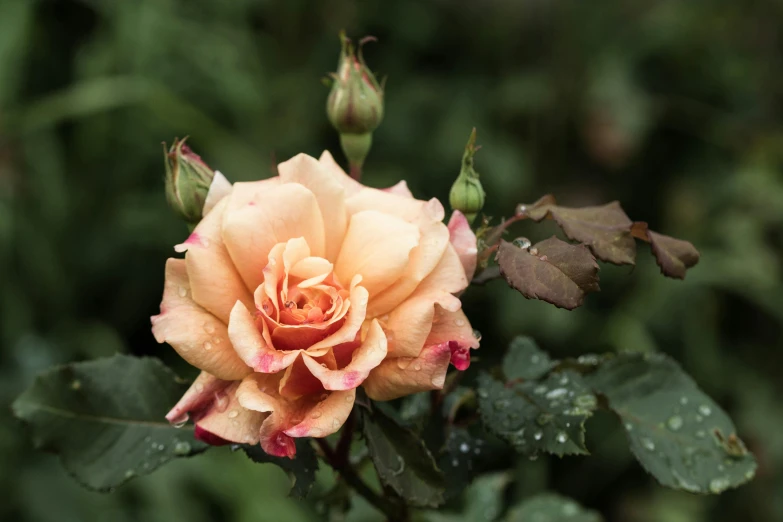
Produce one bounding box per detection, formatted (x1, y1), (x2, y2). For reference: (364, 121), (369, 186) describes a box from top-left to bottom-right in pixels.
(316, 438), (408, 521)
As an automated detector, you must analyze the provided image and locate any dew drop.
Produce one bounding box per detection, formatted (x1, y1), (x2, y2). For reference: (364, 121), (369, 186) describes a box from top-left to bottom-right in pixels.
(575, 394), (597, 409)
(667, 415), (684, 432)
(533, 385), (547, 395)
(533, 431), (543, 441)
(529, 247), (539, 256)
(344, 395), (354, 403)
(214, 391), (229, 412)
(452, 458), (459, 467)
(332, 419), (341, 428)
(641, 438), (656, 451)
(562, 503), (578, 516)
(694, 414), (703, 423)
(124, 469), (136, 479)
(698, 405), (712, 417)
(455, 318), (466, 327)
(515, 204), (527, 216)
(478, 389), (489, 398)
(695, 430), (706, 439)
(459, 442), (470, 453)
(556, 432), (568, 444)
(311, 411), (322, 419)
(203, 322), (216, 334)
(169, 412), (189, 429)
(70, 380), (82, 391)
(413, 363), (422, 371)
(512, 237), (531, 250)
(680, 396), (689, 406)
(625, 423), (633, 432)
(709, 476), (730, 494)
(472, 329), (482, 342)
(203, 341), (213, 351)
(528, 454), (539, 461)
(178, 286), (188, 297)
(212, 336), (222, 345)
(545, 388), (568, 400)
(227, 410), (239, 419)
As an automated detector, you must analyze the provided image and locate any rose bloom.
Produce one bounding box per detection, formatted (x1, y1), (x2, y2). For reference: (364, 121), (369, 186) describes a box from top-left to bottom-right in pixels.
(152, 151), (479, 458)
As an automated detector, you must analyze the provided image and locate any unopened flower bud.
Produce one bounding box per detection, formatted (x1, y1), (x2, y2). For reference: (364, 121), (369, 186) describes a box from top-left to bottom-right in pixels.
(326, 32), (384, 177)
(164, 138), (216, 227)
(449, 128), (486, 223)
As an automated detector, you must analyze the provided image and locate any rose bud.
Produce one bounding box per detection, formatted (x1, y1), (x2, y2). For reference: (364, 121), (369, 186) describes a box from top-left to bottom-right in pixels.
(449, 128), (486, 223)
(164, 138), (230, 229)
(326, 32), (384, 178)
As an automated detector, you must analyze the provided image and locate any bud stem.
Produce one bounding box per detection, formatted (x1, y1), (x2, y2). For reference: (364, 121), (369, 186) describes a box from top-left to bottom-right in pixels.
(339, 132), (373, 181)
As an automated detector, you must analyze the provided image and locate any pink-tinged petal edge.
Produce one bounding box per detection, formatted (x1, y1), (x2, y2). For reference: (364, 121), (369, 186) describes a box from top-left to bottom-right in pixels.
(194, 425), (231, 446)
(447, 210), (478, 282)
(264, 431), (297, 459)
(448, 340), (471, 371)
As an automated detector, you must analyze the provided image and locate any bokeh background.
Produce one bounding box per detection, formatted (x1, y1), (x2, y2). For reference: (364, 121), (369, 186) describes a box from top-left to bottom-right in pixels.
(2, 0), (782, 521)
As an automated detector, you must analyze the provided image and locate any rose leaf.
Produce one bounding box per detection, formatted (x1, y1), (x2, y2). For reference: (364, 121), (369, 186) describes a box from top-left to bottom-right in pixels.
(11, 354), (208, 491)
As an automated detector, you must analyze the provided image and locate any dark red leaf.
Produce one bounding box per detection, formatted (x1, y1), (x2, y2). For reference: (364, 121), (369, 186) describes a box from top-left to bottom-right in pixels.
(497, 239), (600, 310)
(631, 222), (700, 279)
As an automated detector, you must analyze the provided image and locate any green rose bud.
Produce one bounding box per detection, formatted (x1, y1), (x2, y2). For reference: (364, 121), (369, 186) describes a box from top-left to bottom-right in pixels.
(164, 138), (216, 228)
(326, 32), (384, 179)
(449, 128), (486, 223)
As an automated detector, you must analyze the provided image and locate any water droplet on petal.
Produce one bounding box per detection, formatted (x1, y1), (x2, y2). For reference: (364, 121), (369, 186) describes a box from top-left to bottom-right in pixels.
(556, 432), (568, 443)
(169, 412), (189, 428)
(455, 318), (466, 327)
(214, 391), (229, 412)
(228, 410), (239, 419)
(459, 442), (470, 453)
(709, 477), (730, 494)
(312, 411), (322, 419)
(203, 322), (215, 334)
(332, 419), (341, 429)
(698, 405), (712, 417)
(203, 341), (213, 351)
(641, 438), (656, 451)
(680, 396), (689, 406)
(413, 363), (422, 371)
(178, 287), (188, 297)
(529, 247), (539, 256)
(512, 237), (531, 250)
(472, 329), (482, 342)
(533, 431), (543, 441)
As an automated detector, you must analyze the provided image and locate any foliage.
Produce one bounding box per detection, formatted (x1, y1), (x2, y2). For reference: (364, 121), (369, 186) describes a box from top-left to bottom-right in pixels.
(2, 1), (782, 521)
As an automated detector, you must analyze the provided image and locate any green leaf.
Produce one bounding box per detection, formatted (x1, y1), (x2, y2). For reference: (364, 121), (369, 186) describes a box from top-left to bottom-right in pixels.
(585, 352), (756, 493)
(463, 472), (511, 522)
(506, 493), (603, 522)
(519, 197), (636, 265)
(503, 336), (555, 381)
(477, 369), (598, 457)
(241, 440), (318, 500)
(361, 404), (446, 508)
(11, 354), (208, 491)
(497, 240), (596, 310)
(438, 427), (485, 500)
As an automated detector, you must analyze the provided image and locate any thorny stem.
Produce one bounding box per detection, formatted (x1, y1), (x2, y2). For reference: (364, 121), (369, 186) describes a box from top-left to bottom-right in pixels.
(316, 437), (408, 522)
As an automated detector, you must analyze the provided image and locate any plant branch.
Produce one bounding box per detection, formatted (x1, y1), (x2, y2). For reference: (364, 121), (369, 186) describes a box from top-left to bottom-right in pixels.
(316, 438), (407, 521)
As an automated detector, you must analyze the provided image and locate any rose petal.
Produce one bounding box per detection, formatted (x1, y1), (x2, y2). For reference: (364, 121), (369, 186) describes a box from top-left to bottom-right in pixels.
(303, 319), (388, 390)
(152, 259), (251, 380)
(228, 301), (300, 373)
(346, 188), (445, 226)
(382, 180), (414, 198)
(307, 277), (369, 351)
(447, 210), (478, 282)
(318, 150), (364, 196)
(278, 153), (348, 262)
(177, 198), (254, 323)
(362, 342), (453, 401)
(367, 221), (451, 317)
(381, 292), (461, 358)
(222, 183), (326, 291)
(203, 170), (232, 216)
(335, 211), (420, 296)
(165, 371), (230, 424)
(194, 381), (265, 445)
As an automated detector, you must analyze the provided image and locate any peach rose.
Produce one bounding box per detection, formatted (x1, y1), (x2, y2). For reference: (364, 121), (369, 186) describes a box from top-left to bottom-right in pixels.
(152, 151), (479, 457)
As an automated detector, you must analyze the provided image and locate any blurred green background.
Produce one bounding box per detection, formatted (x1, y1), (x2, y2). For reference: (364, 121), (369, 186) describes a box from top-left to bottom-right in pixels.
(2, 0), (782, 521)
